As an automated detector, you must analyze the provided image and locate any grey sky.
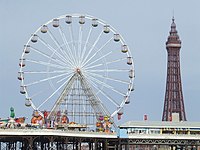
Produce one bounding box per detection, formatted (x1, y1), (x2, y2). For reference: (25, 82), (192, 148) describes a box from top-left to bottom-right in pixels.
(0, 0), (200, 124)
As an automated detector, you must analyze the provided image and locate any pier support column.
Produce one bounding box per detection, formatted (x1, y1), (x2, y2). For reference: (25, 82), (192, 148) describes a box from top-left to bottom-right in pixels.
(89, 141), (94, 150)
(124, 144), (129, 150)
(26, 137), (34, 150)
(102, 139), (108, 150)
(95, 139), (98, 150)
(49, 136), (55, 150)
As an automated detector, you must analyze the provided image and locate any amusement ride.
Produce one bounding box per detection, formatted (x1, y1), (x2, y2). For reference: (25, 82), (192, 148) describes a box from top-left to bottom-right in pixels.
(18, 14), (134, 132)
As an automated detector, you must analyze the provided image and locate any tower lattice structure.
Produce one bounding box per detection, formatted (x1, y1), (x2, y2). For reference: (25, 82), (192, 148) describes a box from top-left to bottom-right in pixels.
(162, 18), (186, 121)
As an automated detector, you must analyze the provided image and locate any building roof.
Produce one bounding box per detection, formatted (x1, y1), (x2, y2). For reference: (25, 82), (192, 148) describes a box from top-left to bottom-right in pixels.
(120, 121), (200, 129)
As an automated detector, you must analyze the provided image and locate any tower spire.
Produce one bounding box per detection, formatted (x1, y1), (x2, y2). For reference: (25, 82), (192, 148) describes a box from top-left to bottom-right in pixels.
(162, 18), (187, 121)
(170, 16), (177, 34)
(172, 16), (175, 26)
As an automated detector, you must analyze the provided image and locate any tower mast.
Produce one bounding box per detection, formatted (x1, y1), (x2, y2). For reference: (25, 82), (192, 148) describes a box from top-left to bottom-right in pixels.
(162, 17), (186, 121)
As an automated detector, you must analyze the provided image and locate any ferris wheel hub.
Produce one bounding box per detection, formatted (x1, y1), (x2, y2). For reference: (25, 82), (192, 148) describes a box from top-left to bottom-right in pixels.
(76, 68), (81, 74)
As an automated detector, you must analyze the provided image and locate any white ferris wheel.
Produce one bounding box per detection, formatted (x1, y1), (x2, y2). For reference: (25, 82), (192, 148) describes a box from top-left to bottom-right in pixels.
(18, 14), (134, 125)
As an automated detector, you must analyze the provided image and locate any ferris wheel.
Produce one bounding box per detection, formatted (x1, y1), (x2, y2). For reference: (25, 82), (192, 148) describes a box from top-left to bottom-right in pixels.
(18, 14), (134, 124)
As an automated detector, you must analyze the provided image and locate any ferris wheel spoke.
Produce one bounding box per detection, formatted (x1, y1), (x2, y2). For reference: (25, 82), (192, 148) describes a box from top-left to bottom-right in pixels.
(68, 24), (78, 66)
(47, 29), (70, 62)
(56, 72), (74, 84)
(87, 72), (126, 96)
(82, 37), (113, 68)
(81, 31), (103, 65)
(107, 57), (127, 64)
(87, 71), (129, 85)
(26, 59), (70, 70)
(26, 71), (72, 87)
(38, 37), (73, 67)
(37, 76), (71, 109)
(88, 77), (119, 107)
(30, 87), (50, 98)
(85, 57), (127, 70)
(85, 63), (102, 70)
(84, 51), (112, 70)
(88, 68), (130, 73)
(78, 24), (83, 66)
(24, 70), (70, 74)
(80, 27), (93, 63)
(30, 46), (69, 67)
(58, 26), (76, 66)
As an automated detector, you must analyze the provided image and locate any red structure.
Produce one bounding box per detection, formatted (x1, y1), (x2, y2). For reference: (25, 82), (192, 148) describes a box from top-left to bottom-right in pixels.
(162, 17), (186, 121)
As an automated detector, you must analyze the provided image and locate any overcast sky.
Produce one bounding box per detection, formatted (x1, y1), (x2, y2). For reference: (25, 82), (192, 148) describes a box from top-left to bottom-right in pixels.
(0, 0), (200, 124)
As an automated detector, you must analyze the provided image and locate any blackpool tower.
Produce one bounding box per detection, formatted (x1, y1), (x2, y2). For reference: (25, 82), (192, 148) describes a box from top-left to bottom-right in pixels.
(162, 17), (187, 121)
